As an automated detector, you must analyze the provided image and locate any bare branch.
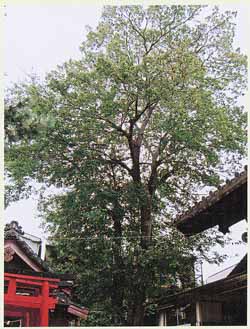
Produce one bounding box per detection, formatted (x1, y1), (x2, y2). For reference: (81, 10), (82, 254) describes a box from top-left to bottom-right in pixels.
(135, 102), (158, 146)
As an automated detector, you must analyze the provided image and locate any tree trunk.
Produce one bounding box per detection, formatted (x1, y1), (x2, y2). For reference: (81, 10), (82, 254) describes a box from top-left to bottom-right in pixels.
(140, 190), (152, 249)
(111, 281), (124, 325)
(132, 302), (145, 326)
(127, 261), (148, 326)
(127, 140), (154, 325)
(127, 288), (146, 326)
(111, 200), (125, 325)
(127, 188), (153, 325)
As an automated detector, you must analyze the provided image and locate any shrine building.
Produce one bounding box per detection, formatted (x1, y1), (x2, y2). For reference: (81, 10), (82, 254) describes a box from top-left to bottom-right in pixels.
(157, 167), (247, 326)
(4, 221), (88, 327)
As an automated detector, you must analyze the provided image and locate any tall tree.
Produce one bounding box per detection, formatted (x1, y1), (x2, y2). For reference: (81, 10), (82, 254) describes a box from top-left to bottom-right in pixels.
(5, 5), (247, 325)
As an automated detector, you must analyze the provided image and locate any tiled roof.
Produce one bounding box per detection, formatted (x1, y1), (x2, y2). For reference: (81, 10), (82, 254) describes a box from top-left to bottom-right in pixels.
(4, 221), (51, 272)
(4, 266), (75, 280)
(158, 272), (247, 310)
(4, 221), (89, 320)
(175, 167), (247, 235)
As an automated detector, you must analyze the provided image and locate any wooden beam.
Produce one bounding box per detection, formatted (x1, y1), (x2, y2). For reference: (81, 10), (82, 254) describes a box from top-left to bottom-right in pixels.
(4, 296), (56, 309)
(195, 301), (202, 326)
(40, 281), (49, 326)
(25, 311), (30, 327)
(7, 278), (16, 297)
(5, 272), (60, 282)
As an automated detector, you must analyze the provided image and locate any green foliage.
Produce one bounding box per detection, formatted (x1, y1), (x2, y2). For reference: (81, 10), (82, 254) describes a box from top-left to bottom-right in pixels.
(5, 5), (247, 326)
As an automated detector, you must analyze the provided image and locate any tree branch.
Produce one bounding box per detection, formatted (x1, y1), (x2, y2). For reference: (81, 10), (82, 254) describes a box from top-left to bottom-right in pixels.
(91, 147), (133, 176)
(135, 102), (157, 146)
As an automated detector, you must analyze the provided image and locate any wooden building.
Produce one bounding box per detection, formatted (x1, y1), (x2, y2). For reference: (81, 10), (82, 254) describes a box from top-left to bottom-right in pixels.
(4, 221), (88, 327)
(175, 167), (247, 235)
(157, 167), (247, 326)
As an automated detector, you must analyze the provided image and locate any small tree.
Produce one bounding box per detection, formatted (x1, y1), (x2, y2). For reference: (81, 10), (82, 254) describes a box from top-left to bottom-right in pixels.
(5, 5), (246, 325)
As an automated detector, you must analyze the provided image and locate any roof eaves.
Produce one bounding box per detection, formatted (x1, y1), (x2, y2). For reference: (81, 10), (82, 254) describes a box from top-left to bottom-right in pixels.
(5, 229), (51, 272)
(175, 167), (247, 231)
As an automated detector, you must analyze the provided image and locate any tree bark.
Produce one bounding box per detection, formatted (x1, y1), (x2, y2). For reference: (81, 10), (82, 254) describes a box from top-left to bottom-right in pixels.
(132, 298), (146, 326)
(111, 200), (125, 325)
(140, 186), (153, 249)
(127, 291), (146, 325)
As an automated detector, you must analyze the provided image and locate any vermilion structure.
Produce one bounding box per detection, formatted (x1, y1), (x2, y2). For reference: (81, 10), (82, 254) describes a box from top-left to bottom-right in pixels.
(4, 221), (88, 327)
(5, 273), (60, 326)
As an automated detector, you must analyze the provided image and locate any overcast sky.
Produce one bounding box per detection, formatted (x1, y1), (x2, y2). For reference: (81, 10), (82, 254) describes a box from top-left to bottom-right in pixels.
(4, 3), (249, 280)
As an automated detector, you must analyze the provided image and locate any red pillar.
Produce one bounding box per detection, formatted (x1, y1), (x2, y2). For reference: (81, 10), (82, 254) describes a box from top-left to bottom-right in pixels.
(40, 281), (49, 326)
(25, 311), (30, 327)
(8, 278), (16, 297)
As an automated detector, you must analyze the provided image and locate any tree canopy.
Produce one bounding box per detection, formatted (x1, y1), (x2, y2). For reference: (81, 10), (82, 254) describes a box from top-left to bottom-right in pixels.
(5, 5), (247, 326)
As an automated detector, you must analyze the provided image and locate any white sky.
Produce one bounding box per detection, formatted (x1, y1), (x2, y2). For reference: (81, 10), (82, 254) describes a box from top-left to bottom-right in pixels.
(4, 4), (249, 280)
(4, 4), (103, 86)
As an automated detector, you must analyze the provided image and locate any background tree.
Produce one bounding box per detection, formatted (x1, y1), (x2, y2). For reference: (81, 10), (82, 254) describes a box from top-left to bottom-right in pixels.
(5, 5), (247, 326)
